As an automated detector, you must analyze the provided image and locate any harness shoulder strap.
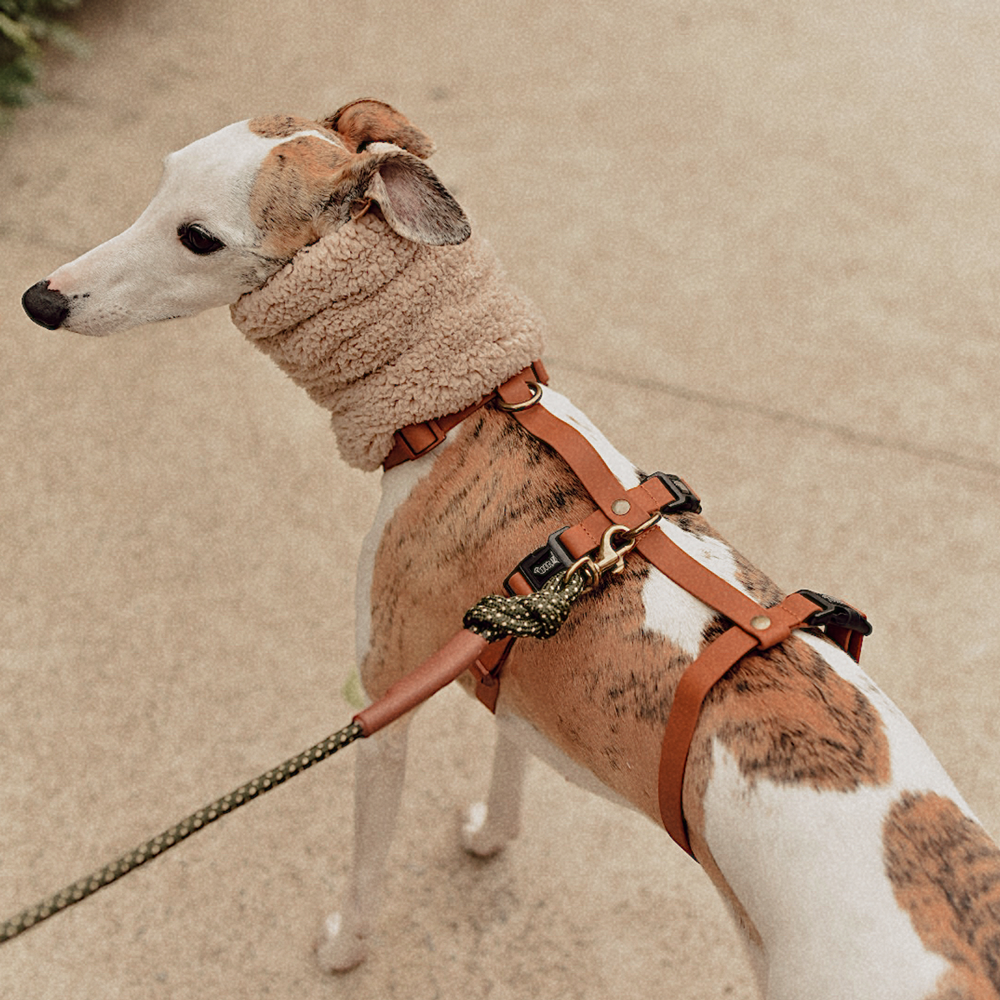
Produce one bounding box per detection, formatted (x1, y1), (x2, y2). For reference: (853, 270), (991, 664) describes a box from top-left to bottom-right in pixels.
(497, 383), (816, 649)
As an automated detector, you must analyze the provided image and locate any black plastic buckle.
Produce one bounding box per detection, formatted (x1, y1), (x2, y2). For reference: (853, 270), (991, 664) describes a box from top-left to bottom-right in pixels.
(796, 589), (873, 636)
(504, 527), (575, 594)
(641, 472), (702, 515)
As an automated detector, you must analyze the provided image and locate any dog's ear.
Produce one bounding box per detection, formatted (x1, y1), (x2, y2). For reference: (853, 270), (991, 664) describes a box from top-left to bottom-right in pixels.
(324, 99), (435, 159)
(342, 144), (470, 246)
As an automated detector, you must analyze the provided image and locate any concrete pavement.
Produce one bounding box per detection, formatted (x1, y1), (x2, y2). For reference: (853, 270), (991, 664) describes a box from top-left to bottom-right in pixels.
(2, 2), (998, 997)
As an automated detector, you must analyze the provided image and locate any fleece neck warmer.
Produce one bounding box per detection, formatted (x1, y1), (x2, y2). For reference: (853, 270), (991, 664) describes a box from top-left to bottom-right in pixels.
(230, 214), (545, 471)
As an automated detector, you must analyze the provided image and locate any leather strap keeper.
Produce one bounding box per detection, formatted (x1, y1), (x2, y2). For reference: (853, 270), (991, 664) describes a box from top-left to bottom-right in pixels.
(470, 637), (518, 713)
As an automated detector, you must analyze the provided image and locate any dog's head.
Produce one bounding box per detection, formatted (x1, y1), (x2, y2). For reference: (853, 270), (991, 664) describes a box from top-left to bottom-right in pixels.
(22, 100), (470, 336)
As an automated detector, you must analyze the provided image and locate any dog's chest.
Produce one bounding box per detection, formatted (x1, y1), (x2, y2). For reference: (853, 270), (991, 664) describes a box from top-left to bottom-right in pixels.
(357, 395), (688, 813)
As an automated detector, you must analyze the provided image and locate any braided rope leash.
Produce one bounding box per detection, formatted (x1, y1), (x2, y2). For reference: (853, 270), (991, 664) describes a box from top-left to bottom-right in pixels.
(1, 723), (364, 944)
(1, 571), (589, 946)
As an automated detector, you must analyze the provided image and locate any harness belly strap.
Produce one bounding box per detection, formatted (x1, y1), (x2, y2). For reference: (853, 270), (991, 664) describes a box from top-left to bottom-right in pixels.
(386, 367), (869, 860)
(656, 592), (827, 856)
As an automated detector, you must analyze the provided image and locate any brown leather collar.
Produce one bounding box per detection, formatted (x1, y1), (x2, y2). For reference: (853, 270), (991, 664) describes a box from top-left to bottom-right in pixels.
(382, 361), (550, 471)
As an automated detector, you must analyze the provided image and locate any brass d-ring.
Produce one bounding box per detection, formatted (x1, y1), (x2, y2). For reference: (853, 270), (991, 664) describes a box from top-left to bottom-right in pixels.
(496, 381), (543, 412)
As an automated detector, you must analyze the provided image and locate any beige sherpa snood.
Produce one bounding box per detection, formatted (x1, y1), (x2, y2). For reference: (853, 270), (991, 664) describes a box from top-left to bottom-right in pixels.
(230, 213), (545, 471)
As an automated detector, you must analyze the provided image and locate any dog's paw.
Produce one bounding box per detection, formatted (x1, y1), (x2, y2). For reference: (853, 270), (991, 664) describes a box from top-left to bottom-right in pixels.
(461, 800), (517, 858)
(315, 911), (369, 973)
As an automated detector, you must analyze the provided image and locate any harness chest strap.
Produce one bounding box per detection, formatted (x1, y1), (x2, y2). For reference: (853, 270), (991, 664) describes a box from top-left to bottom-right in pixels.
(387, 365), (865, 858)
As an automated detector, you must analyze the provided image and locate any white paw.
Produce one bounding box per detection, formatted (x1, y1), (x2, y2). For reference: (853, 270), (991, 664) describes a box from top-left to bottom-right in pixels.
(315, 911), (369, 973)
(461, 801), (516, 858)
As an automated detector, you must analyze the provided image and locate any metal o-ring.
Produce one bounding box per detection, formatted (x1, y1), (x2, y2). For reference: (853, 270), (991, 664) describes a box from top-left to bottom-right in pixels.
(496, 381), (543, 412)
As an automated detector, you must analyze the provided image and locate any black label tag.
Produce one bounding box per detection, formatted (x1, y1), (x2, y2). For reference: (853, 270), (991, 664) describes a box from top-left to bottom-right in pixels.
(504, 528), (574, 594)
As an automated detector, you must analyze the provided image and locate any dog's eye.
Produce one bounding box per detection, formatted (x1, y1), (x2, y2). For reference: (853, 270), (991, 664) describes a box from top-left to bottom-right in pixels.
(178, 224), (225, 255)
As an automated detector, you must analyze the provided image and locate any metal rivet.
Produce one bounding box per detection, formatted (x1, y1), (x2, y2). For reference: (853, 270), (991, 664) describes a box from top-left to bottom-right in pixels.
(750, 615), (771, 631)
(611, 499), (631, 516)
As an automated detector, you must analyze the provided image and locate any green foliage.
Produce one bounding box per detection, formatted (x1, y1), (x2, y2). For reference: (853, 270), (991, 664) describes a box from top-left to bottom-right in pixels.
(0, 0), (88, 115)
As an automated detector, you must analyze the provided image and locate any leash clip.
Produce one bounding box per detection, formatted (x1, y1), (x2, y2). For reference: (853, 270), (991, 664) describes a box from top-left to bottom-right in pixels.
(565, 524), (638, 592)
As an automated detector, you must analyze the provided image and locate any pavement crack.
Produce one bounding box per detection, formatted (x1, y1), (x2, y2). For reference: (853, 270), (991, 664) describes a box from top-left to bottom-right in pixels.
(551, 357), (1000, 478)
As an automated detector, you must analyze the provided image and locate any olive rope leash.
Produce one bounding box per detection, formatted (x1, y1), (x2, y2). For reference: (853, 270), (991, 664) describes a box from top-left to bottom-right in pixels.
(1, 570), (591, 946)
(1, 722), (365, 944)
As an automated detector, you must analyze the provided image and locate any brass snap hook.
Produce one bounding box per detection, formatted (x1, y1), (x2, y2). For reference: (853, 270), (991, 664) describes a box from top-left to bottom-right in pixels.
(564, 524), (638, 593)
(593, 524), (636, 577)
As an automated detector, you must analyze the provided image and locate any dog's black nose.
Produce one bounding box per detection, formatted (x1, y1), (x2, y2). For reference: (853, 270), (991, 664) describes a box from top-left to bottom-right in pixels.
(22, 280), (71, 330)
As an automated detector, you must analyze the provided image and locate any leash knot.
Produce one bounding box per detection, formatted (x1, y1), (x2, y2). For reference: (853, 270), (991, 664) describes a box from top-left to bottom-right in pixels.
(463, 572), (587, 643)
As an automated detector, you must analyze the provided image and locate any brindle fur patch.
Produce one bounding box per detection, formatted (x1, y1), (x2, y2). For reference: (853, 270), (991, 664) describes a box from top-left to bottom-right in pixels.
(364, 410), (683, 812)
(884, 792), (1000, 999)
(249, 135), (354, 260)
(708, 636), (891, 790)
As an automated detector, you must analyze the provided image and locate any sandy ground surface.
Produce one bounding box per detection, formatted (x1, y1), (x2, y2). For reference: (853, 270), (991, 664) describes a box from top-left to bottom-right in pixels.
(2, 1), (999, 997)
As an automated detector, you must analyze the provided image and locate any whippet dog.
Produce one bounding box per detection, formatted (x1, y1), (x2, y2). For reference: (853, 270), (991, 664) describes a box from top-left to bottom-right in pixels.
(22, 100), (1000, 1000)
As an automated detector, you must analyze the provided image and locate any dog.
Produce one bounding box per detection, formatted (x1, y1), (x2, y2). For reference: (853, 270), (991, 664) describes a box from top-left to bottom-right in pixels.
(22, 100), (1000, 999)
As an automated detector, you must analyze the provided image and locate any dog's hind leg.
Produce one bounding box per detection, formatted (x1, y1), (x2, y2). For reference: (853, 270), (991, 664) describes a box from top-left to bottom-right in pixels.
(316, 718), (411, 972)
(462, 725), (527, 858)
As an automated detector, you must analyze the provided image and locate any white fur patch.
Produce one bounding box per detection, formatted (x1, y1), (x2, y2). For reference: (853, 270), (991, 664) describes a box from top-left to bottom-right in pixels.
(699, 636), (974, 998)
(45, 121), (302, 335)
(703, 744), (949, 999)
(355, 447), (449, 672)
(640, 530), (745, 657)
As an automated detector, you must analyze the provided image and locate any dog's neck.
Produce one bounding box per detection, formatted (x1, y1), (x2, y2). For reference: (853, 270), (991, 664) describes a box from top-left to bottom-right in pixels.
(230, 214), (545, 471)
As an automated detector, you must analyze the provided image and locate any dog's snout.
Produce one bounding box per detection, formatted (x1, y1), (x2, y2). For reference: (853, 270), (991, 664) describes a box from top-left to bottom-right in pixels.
(22, 280), (71, 330)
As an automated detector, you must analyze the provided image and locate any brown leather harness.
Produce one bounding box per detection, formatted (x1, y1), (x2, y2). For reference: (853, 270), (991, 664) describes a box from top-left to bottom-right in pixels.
(384, 362), (870, 858)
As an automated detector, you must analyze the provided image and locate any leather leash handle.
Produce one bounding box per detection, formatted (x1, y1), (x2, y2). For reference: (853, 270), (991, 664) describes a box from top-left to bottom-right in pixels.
(353, 630), (488, 736)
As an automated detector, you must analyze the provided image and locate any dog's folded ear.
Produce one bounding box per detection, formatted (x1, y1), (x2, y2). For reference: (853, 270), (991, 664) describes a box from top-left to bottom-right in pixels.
(341, 144), (471, 246)
(325, 99), (435, 159)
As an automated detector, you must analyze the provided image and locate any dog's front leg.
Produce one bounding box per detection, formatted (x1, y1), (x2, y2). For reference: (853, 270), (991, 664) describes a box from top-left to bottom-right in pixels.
(316, 718), (411, 972)
(462, 723), (527, 858)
